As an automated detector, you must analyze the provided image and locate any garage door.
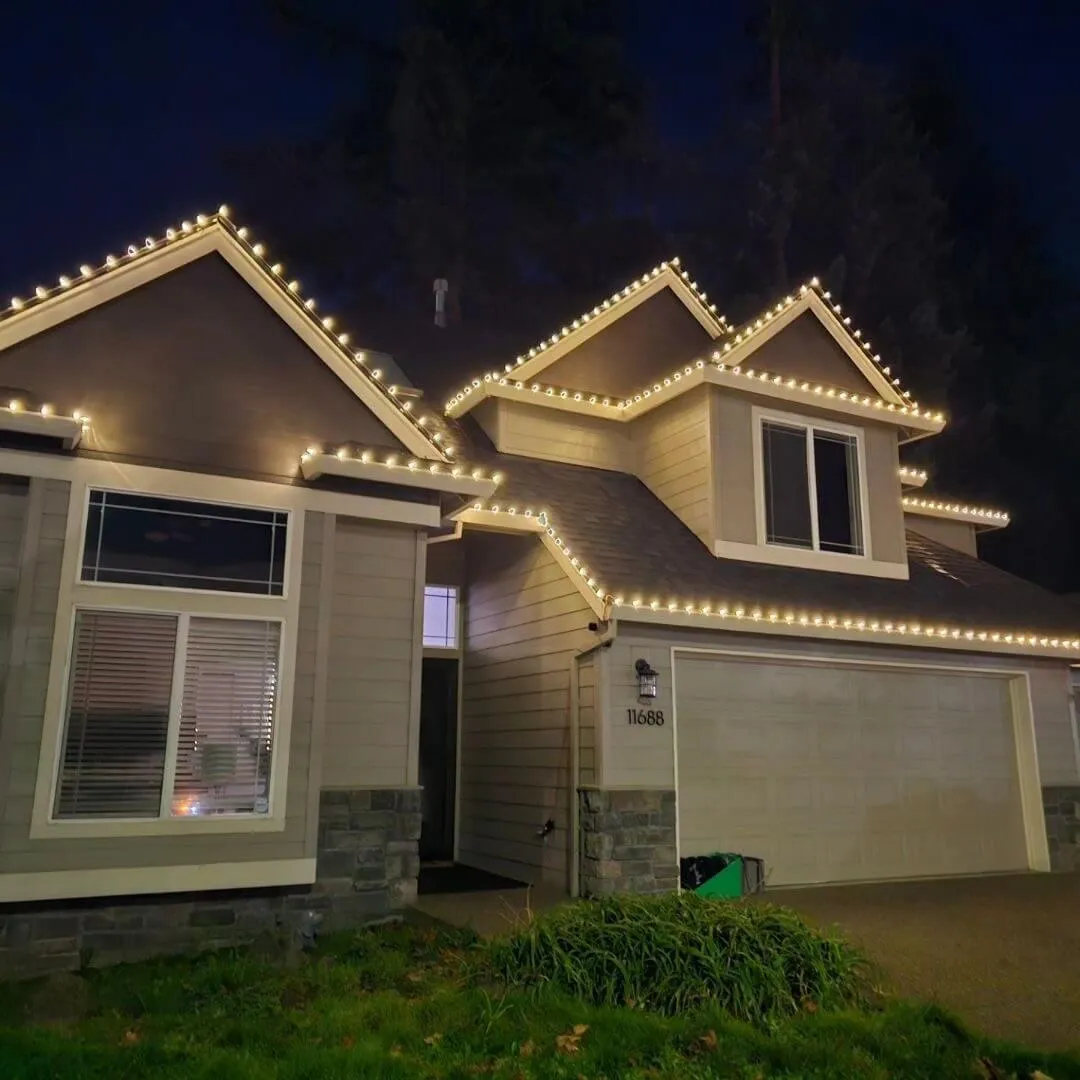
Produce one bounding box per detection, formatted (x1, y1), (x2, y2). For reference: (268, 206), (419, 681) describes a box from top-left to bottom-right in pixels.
(675, 655), (1030, 885)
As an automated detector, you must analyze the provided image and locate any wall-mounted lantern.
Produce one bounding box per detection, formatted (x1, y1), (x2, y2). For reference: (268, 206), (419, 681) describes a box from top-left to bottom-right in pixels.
(635, 658), (659, 700)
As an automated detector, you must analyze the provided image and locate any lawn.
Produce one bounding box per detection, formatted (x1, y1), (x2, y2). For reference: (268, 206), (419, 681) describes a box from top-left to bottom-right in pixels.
(0, 901), (1076, 1079)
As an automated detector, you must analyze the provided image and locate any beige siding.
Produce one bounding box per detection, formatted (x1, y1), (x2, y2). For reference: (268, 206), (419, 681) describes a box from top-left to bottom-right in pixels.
(459, 532), (595, 889)
(479, 398), (632, 472)
(0, 484), (317, 872)
(603, 624), (1079, 791)
(322, 517), (422, 788)
(906, 516), (979, 558)
(712, 387), (907, 570)
(578, 651), (597, 786)
(0, 477), (29, 713)
(633, 387), (712, 545)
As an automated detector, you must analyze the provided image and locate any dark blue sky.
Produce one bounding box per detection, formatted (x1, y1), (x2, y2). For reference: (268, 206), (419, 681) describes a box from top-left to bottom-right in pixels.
(1, 1), (1076, 303)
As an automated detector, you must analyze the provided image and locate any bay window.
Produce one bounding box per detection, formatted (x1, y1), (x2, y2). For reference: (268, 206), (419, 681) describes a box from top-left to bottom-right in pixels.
(48, 488), (291, 825)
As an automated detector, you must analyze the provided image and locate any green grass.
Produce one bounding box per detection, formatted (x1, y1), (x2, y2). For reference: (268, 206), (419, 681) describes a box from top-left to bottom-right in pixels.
(478, 892), (870, 1022)
(0, 911), (1075, 1079)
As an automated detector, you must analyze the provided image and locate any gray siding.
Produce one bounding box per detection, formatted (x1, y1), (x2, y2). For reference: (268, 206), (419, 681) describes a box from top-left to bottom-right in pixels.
(322, 518), (422, 788)
(578, 651), (597, 786)
(634, 387), (712, 545)
(0, 484), (317, 873)
(459, 532), (595, 889)
(0, 477), (29, 713)
(601, 623), (1079, 791)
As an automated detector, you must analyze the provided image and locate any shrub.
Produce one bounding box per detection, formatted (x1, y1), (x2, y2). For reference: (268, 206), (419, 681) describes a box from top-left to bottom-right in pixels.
(477, 893), (870, 1026)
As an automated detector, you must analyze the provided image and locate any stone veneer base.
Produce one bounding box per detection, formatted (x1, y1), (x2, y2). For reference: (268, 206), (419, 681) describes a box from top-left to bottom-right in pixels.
(1044, 785), (1080, 872)
(0, 787), (420, 980)
(578, 787), (677, 897)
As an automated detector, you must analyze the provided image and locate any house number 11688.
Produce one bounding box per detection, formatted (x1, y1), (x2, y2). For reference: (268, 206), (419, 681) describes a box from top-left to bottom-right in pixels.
(627, 708), (665, 726)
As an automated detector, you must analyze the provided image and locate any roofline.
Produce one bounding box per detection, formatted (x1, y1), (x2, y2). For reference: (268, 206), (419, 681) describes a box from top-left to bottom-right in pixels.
(447, 359), (945, 437)
(299, 449), (500, 498)
(453, 502), (1079, 660)
(902, 496), (1010, 531)
(0, 208), (449, 461)
(898, 466), (928, 489)
(444, 258), (728, 407)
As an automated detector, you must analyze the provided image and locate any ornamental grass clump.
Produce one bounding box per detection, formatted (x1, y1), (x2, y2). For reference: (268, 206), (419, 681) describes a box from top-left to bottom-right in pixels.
(478, 892), (870, 1026)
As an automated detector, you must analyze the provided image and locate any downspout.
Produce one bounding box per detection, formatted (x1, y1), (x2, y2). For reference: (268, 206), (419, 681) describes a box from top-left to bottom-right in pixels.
(569, 613), (619, 898)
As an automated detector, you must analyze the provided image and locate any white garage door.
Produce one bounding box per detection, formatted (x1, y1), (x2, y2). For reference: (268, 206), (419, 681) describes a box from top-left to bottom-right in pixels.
(675, 655), (1030, 886)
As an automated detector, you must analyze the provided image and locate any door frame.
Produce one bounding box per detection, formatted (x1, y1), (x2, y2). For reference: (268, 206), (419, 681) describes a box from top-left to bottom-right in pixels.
(669, 644), (1051, 883)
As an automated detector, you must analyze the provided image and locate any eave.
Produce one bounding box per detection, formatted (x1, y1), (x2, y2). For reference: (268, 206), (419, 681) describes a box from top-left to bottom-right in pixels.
(0, 402), (88, 448)
(902, 496), (1010, 531)
(300, 449), (500, 499)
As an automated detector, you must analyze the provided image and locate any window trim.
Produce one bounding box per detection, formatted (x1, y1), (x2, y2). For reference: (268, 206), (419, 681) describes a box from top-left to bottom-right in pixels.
(79, 486), (292, 600)
(30, 473), (303, 839)
(751, 406), (872, 567)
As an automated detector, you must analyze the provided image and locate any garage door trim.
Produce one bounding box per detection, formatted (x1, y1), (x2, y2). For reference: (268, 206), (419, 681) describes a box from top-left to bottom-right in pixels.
(669, 645), (1050, 883)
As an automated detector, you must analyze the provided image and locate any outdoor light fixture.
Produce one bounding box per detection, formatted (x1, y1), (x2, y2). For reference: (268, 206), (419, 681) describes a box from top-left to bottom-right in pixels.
(635, 658), (659, 700)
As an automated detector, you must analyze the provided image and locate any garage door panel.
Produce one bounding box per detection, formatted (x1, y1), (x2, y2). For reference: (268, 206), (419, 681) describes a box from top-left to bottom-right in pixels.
(675, 656), (1030, 885)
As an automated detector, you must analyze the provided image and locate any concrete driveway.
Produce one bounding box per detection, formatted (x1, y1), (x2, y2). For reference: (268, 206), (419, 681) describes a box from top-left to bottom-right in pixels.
(770, 873), (1080, 1051)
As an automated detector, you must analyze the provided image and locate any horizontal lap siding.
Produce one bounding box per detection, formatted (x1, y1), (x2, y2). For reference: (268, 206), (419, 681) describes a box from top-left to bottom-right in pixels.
(0, 478), (29, 722)
(578, 652), (597, 785)
(0, 485), (319, 873)
(634, 388), (712, 546)
(322, 518), (420, 789)
(458, 533), (594, 889)
(489, 400), (632, 472)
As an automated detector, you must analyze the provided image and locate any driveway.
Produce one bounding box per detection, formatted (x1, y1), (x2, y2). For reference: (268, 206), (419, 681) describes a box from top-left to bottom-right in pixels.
(769, 873), (1080, 1050)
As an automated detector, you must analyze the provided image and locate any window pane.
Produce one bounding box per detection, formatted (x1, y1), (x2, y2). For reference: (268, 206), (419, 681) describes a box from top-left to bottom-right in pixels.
(82, 491), (287, 595)
(171, 618), (280, 817)
(423, 586), (458, 648)
(54, 611), (177, 819)
(813, 431), (862, 554)
(762, 422), (812, 548)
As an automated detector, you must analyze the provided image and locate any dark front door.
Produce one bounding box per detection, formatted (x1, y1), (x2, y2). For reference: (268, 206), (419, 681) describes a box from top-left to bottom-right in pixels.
(418, 658), (458, 862)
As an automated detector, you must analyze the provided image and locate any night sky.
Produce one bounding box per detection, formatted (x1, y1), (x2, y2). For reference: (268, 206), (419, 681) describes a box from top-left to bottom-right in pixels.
(1, 2), (1076, 342)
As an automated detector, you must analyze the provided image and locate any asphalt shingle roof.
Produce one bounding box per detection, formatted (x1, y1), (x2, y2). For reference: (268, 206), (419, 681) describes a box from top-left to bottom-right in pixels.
(476, 451), (1080, 638)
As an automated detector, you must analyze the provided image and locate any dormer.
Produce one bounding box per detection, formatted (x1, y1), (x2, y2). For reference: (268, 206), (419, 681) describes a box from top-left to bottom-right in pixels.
(445, 266), (991, 583)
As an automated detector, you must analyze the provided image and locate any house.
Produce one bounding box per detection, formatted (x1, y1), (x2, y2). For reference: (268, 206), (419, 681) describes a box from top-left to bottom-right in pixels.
(0, 207), (1077, 975)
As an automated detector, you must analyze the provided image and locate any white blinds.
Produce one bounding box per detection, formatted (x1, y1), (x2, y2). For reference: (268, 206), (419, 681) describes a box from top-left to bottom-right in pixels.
(53, 610), (281, 820)
(54, 611), (177, 818)
(171, 618), (280, 816)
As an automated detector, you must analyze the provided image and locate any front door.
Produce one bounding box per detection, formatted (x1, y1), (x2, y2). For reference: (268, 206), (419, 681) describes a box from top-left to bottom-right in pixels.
(418, 657), (458, 862)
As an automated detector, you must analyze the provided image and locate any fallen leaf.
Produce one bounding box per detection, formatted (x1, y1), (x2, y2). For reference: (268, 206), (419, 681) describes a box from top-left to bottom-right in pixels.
(1032, 1073), (1055, 1080)
(699, 1029), (719, 1052)
(976, 1059), (1008, 1080)
(519, 1039), (536, 1057)
(121, 1029), (139, 1045)
(802, 997), (819, 1014)
(572, 1023), (589, 1037)
(390, 1045), (403, 1058)
(341, 1035), (355, 1049)
(424, 1033), (443, 1046)
(555, 1033), (581, 1055)
(405, 971), (424, 983)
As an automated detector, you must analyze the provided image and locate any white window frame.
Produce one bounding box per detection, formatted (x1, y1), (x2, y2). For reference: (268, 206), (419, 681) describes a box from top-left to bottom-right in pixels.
(751, 406), (872, 567)
(30, 474), (304, 839)
(422, 584), (461, 655)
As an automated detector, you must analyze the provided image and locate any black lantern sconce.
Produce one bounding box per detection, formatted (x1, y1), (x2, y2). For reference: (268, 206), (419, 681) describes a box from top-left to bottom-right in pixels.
(635, 658), (659, 700)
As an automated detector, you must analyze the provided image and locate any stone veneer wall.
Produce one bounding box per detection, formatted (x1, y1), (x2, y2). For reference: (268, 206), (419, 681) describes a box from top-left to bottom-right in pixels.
(0, 788), (420, 979)
(1044, 785), (1080, 872)
(578, 788), (677, 896)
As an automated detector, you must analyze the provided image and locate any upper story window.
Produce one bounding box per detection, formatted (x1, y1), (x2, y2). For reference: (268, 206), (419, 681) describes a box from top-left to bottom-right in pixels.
(82, 490), (288, 595)
(760, 417), (865, 556)
(423, 585), (458, 648)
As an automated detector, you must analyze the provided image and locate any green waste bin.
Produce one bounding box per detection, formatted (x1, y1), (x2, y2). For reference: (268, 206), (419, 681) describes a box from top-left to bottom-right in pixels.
(695, 856), (743, 898)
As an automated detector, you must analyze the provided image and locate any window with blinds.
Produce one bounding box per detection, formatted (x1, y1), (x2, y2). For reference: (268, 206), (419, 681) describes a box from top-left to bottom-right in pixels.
(53, 610), (281, 821)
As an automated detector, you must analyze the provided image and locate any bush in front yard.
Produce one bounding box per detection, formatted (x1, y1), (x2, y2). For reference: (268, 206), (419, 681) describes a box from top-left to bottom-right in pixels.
(477, 893), (870, 1026)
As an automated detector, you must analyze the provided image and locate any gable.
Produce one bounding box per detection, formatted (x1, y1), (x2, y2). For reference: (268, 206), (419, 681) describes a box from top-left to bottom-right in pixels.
(747, 310), (881, 397)
(538, 287), (715, 398)
(0, 253), (407, 482)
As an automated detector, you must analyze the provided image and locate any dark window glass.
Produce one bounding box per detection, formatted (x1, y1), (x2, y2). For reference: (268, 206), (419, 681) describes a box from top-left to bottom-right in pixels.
(82, 491), (288, 595)
(762, 422), (812, 548)
(813, 431), (862, 554)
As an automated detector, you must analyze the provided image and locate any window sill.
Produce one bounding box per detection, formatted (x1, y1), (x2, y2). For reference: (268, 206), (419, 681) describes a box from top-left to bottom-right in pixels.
(30, 813), (288, 840)
(713, 539), (910, 580)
